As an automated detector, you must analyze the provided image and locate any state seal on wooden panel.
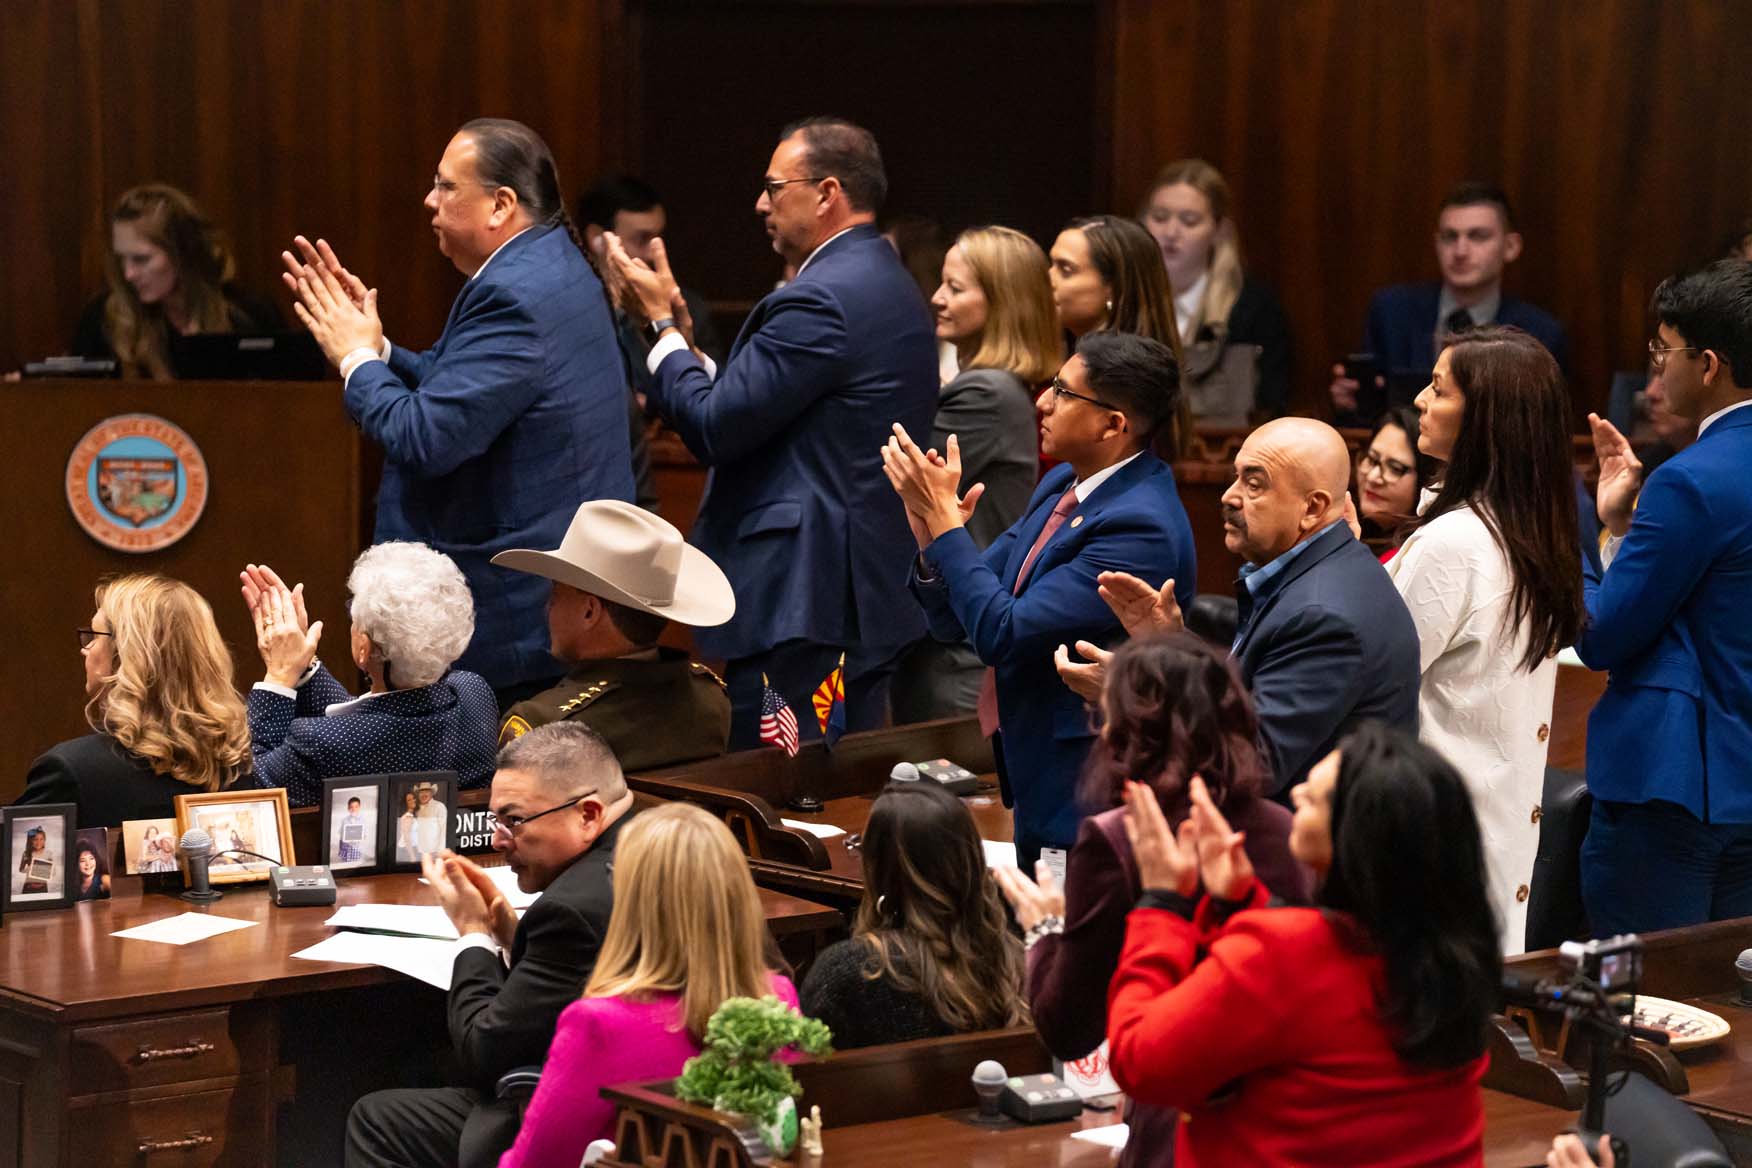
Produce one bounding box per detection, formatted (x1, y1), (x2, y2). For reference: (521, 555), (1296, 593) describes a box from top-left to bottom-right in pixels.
(64, 414), (209, 553)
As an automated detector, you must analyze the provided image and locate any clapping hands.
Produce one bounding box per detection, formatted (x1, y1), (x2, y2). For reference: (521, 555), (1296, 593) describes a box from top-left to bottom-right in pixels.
(281, 236), (383, 367)
(1097, 571), (1183, 638)
(1589, 411), (1643, 538)
(1122, 776), (1254, 903)
(241, 563), (323, 688)
(879, 423), (984, 548)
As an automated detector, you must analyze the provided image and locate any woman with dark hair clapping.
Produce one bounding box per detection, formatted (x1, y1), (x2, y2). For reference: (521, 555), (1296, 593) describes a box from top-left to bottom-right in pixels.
(1108, 722), (1499, 1166)
(996, 632), (1308, 1168)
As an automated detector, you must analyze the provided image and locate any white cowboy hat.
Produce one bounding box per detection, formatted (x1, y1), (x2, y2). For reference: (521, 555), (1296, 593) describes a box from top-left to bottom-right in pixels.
(491, 500), (735, 628)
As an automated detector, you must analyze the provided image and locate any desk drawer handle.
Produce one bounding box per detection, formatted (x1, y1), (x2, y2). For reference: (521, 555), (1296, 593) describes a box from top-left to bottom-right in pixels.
(134, 1040), (217, 1063)
(138, 1134), (214, 1154)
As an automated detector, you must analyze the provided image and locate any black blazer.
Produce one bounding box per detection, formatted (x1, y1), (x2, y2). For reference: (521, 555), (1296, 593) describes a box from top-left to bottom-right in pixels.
(18, 733), (208, 827)
(1231, 524), (1421, 796)
(446, 808), (631, 1089)
(1219, 276), (1294, 418)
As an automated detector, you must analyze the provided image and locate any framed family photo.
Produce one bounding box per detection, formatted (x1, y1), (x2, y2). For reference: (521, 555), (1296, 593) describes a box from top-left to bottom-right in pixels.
(321, 776), (386, 874)
(121, 817), (180, 875)
(173, 789), (295, 885)
(382, 772), (458, 873)
(2, 805), (76, 911)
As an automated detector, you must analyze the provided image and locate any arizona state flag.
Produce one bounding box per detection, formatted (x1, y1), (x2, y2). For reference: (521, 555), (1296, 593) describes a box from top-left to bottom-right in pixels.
(812, 653), (847, 749)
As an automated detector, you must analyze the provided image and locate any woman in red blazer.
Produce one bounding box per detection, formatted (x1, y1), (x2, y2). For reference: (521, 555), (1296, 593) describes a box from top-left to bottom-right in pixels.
(1108, 721), (1499, 1167)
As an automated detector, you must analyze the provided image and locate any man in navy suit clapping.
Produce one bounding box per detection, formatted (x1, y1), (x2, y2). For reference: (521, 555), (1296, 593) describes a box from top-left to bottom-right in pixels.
(606, 117), (937, 748)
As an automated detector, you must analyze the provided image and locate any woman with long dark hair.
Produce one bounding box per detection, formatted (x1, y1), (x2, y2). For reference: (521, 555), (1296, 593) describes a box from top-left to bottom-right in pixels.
(800, 780), (1025, 1048)
(995, 632), (1308, 1168)
(1386, 325), (1585, 952)
(1108, 722), (1499, 1165)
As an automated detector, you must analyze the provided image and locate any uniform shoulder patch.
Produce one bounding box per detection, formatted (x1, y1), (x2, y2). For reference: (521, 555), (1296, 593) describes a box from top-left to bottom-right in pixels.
(559, 679), (623, 717)
(498, 714), (533, 747)
(689, 662), (728, 690)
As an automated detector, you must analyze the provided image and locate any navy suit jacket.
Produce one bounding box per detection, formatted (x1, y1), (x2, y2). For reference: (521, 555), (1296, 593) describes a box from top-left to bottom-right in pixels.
(1232, 523), (1421, 796)
(1576, 405), (1752, 822)
(246, 664), (499, 807)
(346, 225), (635, 688)
(647, 225), (939, 661)
(914, 454), (1197, 849)
(1364, 280), (1569, 385)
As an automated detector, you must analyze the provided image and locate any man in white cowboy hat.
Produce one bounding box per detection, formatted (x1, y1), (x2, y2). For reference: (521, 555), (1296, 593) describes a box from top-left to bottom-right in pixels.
(488, 500), (736, 771)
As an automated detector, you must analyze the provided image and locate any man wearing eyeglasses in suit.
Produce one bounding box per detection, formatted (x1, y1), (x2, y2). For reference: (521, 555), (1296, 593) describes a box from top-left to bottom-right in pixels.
(346, 723), (636, 1168)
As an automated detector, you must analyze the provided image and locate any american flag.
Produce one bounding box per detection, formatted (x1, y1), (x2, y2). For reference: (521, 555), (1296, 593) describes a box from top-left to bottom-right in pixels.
(758, 674), (799, 757)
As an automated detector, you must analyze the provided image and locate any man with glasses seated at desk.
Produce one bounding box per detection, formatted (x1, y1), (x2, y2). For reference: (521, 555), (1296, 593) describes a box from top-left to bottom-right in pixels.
(346, 722), (636, 1168)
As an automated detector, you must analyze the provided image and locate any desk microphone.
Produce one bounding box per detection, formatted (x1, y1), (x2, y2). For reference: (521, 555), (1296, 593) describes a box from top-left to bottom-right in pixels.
(179, 828), (224, 903)
(1735, 949), (1752, 1005)
(889, 761), (920, 782)
(971, 1059), (1007, 1122)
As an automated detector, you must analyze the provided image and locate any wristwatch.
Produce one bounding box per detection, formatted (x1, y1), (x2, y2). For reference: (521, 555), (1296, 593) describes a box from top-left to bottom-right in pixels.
(647, 317), (678, 342)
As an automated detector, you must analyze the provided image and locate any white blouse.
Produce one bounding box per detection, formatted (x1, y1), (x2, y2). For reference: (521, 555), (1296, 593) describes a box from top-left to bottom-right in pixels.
(1386, 496), (1557, 955)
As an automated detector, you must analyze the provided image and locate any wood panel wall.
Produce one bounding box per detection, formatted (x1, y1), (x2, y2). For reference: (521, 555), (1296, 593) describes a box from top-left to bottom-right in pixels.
(1108, 0), (1752, 417)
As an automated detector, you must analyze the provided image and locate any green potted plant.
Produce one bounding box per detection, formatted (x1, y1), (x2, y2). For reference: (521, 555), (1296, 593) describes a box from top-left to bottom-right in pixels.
(676, 994), (833, 1155)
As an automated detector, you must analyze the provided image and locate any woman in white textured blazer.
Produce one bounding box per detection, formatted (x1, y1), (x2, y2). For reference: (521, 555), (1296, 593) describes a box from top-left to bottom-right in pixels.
(1379, 327), (1586, 954)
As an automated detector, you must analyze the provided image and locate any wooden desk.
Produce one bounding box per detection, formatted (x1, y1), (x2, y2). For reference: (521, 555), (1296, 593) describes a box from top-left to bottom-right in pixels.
(0, 868), (836, 1166)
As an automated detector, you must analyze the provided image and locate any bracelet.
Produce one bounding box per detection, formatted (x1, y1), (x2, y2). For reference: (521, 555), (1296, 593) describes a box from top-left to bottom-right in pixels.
(1023, 914), (1064, 950)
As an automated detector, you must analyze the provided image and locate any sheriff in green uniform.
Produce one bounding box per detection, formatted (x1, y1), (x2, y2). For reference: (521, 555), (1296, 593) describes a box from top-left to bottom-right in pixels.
(491, 500), (737, 772)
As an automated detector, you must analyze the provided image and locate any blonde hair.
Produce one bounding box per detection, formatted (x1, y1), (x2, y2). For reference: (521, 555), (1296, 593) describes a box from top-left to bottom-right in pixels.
(584, 804), (774, 1037)
(104, 184), (237, 379)
(89, 575), (250, 792)
(954, 226), (1064, 385)
(1142, 159), (1245, 337)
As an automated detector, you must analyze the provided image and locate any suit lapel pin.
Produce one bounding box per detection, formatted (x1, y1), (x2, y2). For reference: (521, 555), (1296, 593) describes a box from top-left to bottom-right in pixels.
(1070, 516), (1083, 528)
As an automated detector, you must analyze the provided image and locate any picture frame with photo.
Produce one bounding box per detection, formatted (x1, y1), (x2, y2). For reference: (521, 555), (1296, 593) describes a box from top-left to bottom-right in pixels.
(380, 772), (459, 872)
(74, 827), (112, 901)
(2, 805), (76, 912)
(173, 789), (295, 885)
(321, 776), (387, 874)
(121, 817), (181, 876)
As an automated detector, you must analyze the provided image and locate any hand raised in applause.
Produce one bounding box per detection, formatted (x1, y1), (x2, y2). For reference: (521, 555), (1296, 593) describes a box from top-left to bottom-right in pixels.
(284, 243), (383, 368)
(1097, 571), (1183, 639)
(1589, 412), (1643, 539)
(281, 237), (369, 312)
(993, 859), (1066, 933)
(1341, 490), (1363, 541)
(421, 851), (518, 948)
(1123, 780), (1198, 898)
(1547, 1133), (1614, 1168)
(604, 232), (681, 327)
(252, 579), (322, 689)
(1053, 640), (1110, 703)
(1187, 775), (1253, 902)
(879, 424), (984, 548)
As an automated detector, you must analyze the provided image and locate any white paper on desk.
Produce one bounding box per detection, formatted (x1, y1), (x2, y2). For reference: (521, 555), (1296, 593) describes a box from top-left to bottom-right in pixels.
(981, 839), (1017, 869)
(325, 903), (462, 939)
(111, 912), (259, 946)
(292, 931), (458, 990)
(1070, 1123), (1129, 1150)
(780, 818), (847, 839)
(418, 863), (542, 909)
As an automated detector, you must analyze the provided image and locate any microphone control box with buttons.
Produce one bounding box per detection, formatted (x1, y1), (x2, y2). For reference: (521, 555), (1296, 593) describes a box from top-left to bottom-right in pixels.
(914, 759), (979, 796)
(998, 1073), (1083, 1123)
(269, 865), (338, 907)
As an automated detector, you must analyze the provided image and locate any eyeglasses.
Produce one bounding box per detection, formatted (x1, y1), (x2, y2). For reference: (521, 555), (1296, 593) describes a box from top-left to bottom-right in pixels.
(1048, 376), (1121, 412)
(1357, 449), (1414, 483)
(77, 628), (111, 650)
(759, 176), (824, 201)
(430, 177), (498, 198)
(484, 791), (597, 836)
(1648, 340), (1699, 373)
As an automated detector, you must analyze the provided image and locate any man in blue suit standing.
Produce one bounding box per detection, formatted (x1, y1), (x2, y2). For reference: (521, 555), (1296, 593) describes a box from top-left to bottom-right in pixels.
(1330, 182), (1568, 424)
(1579, 260), (1752, 935)
(606, 117), (937, 748)
(1068, 417), (1420, 799)
(883, 333), (1196, 869)
(284, 118), (635, 708)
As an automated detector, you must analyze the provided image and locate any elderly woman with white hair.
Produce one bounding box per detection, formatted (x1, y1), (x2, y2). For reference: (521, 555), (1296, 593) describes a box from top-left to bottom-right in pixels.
(239, 544), (498, 806)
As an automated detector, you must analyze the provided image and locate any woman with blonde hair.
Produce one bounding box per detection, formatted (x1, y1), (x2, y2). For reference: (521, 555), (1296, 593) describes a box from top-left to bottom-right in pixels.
(18, 574), (251, 826)
(894, 225), (1059, 720)
(70, 183), (280, 379)
(1139, 159), (1292, 422)
(498, 802), (799, 1167)
(800, 780), (1027, 1047)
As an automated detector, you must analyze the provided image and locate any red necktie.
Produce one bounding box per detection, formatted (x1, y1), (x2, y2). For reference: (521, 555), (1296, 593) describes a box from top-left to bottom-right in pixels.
(978, 485), (1080, 736)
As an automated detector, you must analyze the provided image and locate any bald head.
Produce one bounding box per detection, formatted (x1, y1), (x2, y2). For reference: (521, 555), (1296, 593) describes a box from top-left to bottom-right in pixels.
(1221, 418), (1353, 565)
